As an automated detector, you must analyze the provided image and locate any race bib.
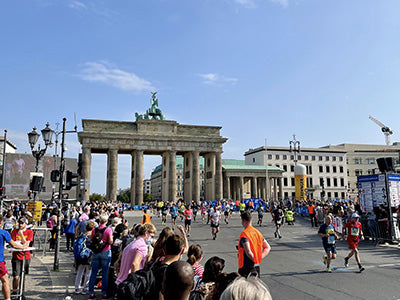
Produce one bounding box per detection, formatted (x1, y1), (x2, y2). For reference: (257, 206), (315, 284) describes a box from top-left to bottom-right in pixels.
(351, 228), (359, 236)
(327, 235), (335, 244)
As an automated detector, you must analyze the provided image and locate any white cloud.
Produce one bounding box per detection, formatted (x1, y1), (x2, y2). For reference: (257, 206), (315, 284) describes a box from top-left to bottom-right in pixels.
(270, 0), (289, 8)
(198, 73), (238, 85)
(69, 1), (87, 10)
(79, 61), (155, 92)
(235, 0), (256, 8)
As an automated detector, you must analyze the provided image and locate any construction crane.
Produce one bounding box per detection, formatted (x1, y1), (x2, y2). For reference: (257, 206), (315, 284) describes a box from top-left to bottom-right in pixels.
(369, 115), (393, 145)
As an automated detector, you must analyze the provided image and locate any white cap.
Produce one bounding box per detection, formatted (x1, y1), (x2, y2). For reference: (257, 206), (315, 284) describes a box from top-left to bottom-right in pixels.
(351, 213), (360, 218)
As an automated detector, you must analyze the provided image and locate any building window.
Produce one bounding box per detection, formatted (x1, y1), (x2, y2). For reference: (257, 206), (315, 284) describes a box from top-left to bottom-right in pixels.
(327, 192), (332, 198)
(305, 155), (309, 160)
(334, 192), (338, 198)
(354, 158), (362, 164)
(319, 156), (323, 161)
(283, 165), (287, 172)
(333, 178), (338, 187)
(252, 158), (255, 163)
(268, 154), (272, 159)
(309, 177), (313, 187)
(326, 166), (330, 173)
(347, 170), (349, 176)
(326, 156), (330, 161)
(340, 178), (344, 186)
(283, 155), (287, 160)
(327, 178), (331, 187)
(290, 155), (294, 160)
(319, 165), (323, 173)
(340, 166), (344, 173)
(298, 155), (301, 160)
(290, 165), (294, 172)
(339, 156), (343, 162)
(291, 177), (295, 186)
(355, 169), (362, 176)
(367, 158), (375, 164)
(341, 192), (345, 199)
(332, 156), (336, 161)
(312, 156), (316, 161)
(276, 154), (280, 159)
(283, 178), (288, 186)
(276, 164), (280, 168)
(306, 165), (312, 175)
(319, 177), (324, 186)
(333, 166), (337, 173)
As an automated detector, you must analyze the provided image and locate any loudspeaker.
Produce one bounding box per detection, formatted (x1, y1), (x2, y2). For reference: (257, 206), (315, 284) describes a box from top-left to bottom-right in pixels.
(376, 157), (394, 173)
(30, 176), (44, 192)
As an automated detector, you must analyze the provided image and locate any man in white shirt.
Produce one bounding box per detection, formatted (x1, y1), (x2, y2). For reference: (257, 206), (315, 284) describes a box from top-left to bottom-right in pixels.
(209, 206), (221, 240)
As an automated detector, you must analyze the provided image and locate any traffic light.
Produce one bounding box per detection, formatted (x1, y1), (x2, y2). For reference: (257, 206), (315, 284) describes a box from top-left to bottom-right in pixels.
(77, 153), (82, 176)
(0, 187), (4, 196)
(50, 170), (60, 182)
(65, 170), (79, 190)
(30, 176), (44, 192)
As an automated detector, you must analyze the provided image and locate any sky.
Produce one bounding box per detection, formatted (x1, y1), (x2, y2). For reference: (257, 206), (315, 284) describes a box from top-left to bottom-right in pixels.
(2, 0), (400, 195)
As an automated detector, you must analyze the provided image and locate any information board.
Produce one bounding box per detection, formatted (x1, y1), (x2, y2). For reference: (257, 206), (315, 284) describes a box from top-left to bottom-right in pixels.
(387, 174), (400, 208)
(27, 201), (43, 222)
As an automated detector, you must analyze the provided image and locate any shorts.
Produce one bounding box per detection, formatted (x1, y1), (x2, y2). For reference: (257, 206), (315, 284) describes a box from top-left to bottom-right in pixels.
(224, 211), (229, 216)
(12, 259), (30, 277)
(211, 222), (219, 228)
(347, 239), (359, 250)
(258, 215), (263, 219)
(0, 261), (8, 278)
(323, 243), (337, 254)
(171, 215), (177, 220)
(185, 220), (192, 226)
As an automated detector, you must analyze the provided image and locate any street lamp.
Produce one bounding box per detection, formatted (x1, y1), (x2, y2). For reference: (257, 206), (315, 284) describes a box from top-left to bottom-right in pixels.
(27, 123), (54, 172)
(289, 134), (300, 165)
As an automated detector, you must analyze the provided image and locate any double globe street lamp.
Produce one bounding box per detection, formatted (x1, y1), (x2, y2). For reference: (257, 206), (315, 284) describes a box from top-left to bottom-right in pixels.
(27, 123), (54, 172)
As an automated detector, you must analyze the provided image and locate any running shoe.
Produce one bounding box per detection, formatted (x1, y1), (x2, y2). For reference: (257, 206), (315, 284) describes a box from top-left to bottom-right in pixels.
(323, 255), (327, 265)
(344, 257), (349, 268)
(359, 266), (365, 273)
(327, 267), (332, 273)
(88, 295), (96, 299)
(274, 232), (277, 238)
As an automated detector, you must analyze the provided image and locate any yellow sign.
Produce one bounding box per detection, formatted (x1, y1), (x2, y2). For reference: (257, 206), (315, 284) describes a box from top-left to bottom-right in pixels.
(295, 175), (307, 201)
(27, 201), (43, 222)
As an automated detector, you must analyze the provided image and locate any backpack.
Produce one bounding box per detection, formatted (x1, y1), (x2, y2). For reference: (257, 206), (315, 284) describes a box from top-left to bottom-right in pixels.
(73, 234), (92, 262)
(116, 263), (167, 300)
(46, 219), (53, 229)
(89, 227), (107, 253)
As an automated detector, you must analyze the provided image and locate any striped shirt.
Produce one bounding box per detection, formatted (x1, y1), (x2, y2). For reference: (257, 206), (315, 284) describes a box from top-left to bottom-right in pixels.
(193, 263), (204, 277)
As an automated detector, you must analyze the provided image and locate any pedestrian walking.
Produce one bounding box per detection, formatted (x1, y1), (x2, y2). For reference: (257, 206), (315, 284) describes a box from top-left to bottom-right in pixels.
(237, 211), (271, 277)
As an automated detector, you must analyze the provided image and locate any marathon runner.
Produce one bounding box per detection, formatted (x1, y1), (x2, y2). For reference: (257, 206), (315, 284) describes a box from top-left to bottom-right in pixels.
(318, 216), (338, 272)
(343, 213), (365, 272)
(184, 205), (193, 237)
(161, 204), (168, 225)
(257, 206), (263, 227)
(209, 206), (221, 240)
(170, 203), (178, 230)
(272, 205), (283, 239)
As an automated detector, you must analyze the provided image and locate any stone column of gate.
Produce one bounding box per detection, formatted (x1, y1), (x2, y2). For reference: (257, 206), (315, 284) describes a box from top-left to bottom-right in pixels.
(183, 152), (193, 204)
(192, 151), (200, 203)
(215, 152), (223, 200)
(168, 151), (177, 202)
(130, 150), (136, 206)
(81, 146), (91, 203)
(273, 178), (278, 200)
(135, 150), (144, 205)
(225, 176), (231, 199)
(162, 152), (170, 202)
(252, 177), (257, 198)
(106, 149), (118, 202)
(239, 176), (244, 201)
(279, 177), (283, 200)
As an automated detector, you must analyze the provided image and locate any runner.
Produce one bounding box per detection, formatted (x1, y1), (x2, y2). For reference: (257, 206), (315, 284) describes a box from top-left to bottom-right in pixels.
(161, 204), (168, 225)
(272, 205), (283, 239)
(257, 206), (263, 227)
(184, 205), (193, 237)
(170, 203), (178, 230)
(209, 206), (221, 240)
(200, 203), (206, 223)
(179, 203), (185, 222)
(318, 216), (338, 273)
(192, 203), (198, 222)
(343, 213), (365, 272)
(223, 203), (230, 224)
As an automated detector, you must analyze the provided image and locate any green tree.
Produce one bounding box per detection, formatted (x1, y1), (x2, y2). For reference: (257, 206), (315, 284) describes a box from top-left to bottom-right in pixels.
(143, 193), (153, 203)
(89, 193), (106, 202)
(117, 190), (131, 203)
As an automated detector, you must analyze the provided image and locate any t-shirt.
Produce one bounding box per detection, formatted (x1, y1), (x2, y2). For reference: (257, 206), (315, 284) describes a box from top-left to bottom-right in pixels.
(210, 211), (220, 223)
(0, 229), (11, 262)
(63, 218), (78, 234)
(184, 209), (193, 220)
(79, 212), (89, 222)
(11, 229), (33, 260)
(170, 206), (178, 217)
(193, 263), (204, 277)
(318, 223), (336, 245)
(344, 221), (362, 242)
(91, 224), (113, 252)
(115, 237), (148, 285)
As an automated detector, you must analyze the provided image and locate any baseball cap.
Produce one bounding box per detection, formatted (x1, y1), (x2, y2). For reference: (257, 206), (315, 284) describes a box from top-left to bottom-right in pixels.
(18, 217), (28, 224)
(351, 213), (360, 218)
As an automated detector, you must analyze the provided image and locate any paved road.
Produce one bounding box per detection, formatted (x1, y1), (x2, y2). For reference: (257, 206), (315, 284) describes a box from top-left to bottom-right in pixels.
(131, 210), (400, 300)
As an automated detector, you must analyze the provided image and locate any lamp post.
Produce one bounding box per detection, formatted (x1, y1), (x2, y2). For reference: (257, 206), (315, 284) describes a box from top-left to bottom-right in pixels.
(27, 123), (54, 172)
(1, 130), (7, 213)
(289, 134), (300, 165)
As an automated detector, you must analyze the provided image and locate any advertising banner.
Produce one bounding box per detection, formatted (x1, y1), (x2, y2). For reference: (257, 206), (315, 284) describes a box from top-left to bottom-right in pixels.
(27, 200), (43, 222)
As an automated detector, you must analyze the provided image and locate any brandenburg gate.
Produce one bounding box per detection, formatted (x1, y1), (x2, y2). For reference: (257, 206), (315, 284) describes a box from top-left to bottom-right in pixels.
(77, 94), (227, 205)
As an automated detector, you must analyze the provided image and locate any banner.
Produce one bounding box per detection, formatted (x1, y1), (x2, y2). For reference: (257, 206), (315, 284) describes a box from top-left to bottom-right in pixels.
(27, 201), (43, 222)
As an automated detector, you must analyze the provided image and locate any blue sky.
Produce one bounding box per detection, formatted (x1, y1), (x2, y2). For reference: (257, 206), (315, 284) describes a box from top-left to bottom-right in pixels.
(2, 0), (400, 194)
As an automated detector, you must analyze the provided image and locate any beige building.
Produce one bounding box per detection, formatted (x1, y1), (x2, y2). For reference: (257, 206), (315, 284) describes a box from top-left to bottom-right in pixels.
(245, 143), (400, 201)
(245, 146), (348, 201)
(143, 179), (151, 195)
